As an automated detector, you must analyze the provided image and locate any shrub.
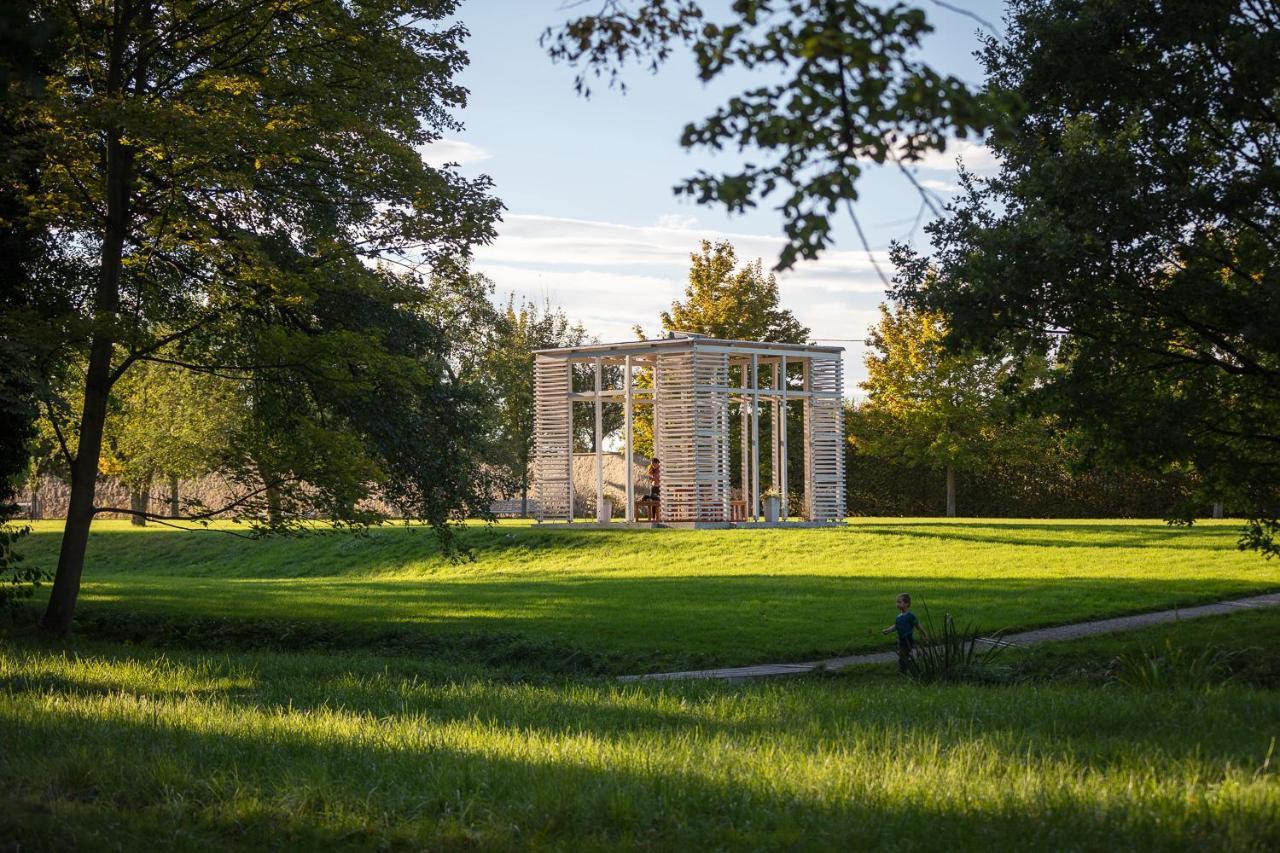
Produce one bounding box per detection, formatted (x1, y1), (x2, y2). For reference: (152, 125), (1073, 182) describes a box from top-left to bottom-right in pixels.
(1108, 639), (1246, 690)
(909, 606), (1007, 684)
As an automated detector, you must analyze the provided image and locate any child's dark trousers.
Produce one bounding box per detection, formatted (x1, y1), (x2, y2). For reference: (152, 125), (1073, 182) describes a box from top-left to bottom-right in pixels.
(897, 636), (914, 674)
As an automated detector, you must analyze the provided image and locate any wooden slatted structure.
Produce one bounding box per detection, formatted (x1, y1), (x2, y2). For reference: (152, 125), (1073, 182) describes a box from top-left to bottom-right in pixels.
(532, 334), (845, 527)
(532, 355), (573, 521)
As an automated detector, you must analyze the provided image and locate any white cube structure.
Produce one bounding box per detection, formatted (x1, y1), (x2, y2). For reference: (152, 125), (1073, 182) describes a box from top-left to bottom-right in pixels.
(532, 334), (846, 527)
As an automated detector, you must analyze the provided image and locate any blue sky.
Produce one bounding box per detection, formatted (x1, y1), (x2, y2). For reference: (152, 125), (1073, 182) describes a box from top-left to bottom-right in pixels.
(427, 1), (1008, 394)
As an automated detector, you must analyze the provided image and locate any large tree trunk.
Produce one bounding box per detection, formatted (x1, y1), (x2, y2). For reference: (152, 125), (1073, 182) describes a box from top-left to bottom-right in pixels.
(27, 481), (40, 521)
(40, 72), (136, 633)
(1212, 501), (1224, 519)
(169, 474), (180, 517)
(945, 465), (957, 518)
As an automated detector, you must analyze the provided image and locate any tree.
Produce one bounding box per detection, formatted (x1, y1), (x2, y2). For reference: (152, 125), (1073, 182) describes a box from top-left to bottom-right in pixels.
(99, 358), (244, 525)
(634, 239), (809, 491)
(860, 301), (1036, 517)
(653, 240), (810, 342)
(13, 0), (501, 633)
(546, 1), (998, 270)
(896, 0), (1280, 551)
(0, 0), (62, 609)
(485, 296), (589, 515)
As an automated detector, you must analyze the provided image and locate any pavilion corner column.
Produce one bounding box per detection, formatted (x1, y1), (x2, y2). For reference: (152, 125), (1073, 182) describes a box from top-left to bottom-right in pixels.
(624, 354), (634, 522)
(594, 356), (605, 523)
(780, 355), (788, 521)
(566, 371), (574, 522)
(771, 361), (781, 494)
(739, 361), (748, 503)
(751, 353), (760, 522)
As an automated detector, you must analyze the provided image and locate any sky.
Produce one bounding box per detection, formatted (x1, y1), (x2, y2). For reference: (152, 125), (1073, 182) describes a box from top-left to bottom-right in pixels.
(428, 1), (1009, 396)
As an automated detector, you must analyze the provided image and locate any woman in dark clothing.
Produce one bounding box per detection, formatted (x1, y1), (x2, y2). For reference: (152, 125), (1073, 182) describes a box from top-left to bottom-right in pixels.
(646, 457), (661, 521)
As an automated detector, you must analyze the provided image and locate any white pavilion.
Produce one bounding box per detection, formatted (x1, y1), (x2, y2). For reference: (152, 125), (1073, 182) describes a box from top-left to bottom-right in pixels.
(532, 333), (846, 527)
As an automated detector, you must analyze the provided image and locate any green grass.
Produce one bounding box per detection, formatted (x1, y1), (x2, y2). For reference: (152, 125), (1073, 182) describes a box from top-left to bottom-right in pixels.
(17, 518), (1280, 673)
(5, 519), (1280, 849)
(2, 636), (1278, 851)
(1004, 607), (1280, 687)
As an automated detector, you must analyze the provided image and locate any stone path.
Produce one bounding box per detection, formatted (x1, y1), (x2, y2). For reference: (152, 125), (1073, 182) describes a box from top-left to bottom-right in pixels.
(619, 591), (1280, 683)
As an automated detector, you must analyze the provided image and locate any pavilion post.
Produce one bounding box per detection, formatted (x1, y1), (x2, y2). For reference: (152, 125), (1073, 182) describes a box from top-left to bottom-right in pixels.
(751, 353), (760, 521)
(771, 361), (781, 493)
(624, 354), (634, 522)
(780, 355), (788, 521)
(594, 356), (604, 522)
(566, 371), (574, 522)
(802, 358), (811, 521)
(739, 360), (748, 505)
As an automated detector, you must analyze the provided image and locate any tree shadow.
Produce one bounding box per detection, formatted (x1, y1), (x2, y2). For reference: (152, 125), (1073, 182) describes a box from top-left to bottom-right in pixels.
(3, 671), (1276, 851)
(54, 572), (1280, 674)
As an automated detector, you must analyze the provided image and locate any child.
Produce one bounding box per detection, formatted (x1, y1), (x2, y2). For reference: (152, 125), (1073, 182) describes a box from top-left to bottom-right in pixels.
(881, 593), (927, 674)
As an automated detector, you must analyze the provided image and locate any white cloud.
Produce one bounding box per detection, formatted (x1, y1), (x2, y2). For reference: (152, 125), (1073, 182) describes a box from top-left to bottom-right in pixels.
(472, 213), (889, 395)
(909, 138), (999, 173)
(418, 138), (493, 168)
(919, 178), (960, 192)
(654, 213), (699, 230)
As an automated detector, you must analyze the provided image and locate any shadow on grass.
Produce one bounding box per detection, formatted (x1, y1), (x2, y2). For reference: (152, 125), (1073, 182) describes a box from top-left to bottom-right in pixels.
(14, 571), (1278, 675)
(17, 519), (1250, 582)
(3, 671), (1277, 851)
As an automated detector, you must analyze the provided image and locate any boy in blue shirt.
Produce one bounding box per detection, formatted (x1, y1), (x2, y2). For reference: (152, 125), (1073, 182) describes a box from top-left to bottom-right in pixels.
(881, 593), (927, 673)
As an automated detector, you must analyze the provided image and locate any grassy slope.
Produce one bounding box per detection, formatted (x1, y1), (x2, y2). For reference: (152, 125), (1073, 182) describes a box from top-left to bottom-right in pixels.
(1006, 606), (1280, 687)
(2, 637), (1278, 851)
(18, 518), (1280, 672)
(5, 521), (1279, 849)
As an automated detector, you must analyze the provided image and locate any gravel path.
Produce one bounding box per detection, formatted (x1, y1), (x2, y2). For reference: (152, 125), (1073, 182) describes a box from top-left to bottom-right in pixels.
(619, 591), (1280, 683)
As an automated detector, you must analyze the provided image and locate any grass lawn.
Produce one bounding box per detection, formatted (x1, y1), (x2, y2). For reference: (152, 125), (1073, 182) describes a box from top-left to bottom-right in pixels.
(4, 519), (1279, 849)
(2, 633), (1278, 851)
(15, 518), (1280, 673)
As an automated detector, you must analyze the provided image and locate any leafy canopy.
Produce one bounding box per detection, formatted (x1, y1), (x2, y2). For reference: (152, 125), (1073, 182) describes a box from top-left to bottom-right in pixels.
(896, 0), (1280, 552)
(546, 1), (1000, 269)
(653, 239), (809, 342)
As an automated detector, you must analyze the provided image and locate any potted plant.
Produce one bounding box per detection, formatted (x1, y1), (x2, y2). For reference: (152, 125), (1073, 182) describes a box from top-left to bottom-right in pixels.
(762, 489), (782, 523)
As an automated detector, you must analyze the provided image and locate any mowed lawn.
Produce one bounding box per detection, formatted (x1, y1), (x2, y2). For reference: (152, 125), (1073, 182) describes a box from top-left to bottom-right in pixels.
(1, 636), (1278, 851)
(19, 518), (1280, 672)
(5, 521), (1279, 849)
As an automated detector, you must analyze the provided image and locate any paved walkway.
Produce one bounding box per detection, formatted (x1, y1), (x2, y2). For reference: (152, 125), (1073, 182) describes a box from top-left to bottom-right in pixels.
(619, 592), (1280, 683)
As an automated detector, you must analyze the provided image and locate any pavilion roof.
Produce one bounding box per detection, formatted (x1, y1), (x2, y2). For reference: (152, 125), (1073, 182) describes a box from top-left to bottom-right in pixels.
(533, 333), (843, 358)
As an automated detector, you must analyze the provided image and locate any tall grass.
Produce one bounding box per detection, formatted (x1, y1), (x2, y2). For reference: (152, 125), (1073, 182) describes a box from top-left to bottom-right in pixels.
(2, 642), (1278, 850)
(910, 606), (1006, 683)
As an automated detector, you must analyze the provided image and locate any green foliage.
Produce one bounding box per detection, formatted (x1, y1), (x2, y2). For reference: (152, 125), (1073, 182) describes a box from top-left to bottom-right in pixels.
(843, 436), (1198, 518)
(1108, 638), (1246, 691)
(897, 0), (1280, 553)
(546, 1), (998, 269)
(858, 301), (1048, 513)
(635, 239), (808, 461)
(909, 606), (1006, 683)
(11, 0), (503, 627)
(654, 240), (810, 342)
(0, 524), (48, 615)
(101, 358), (243, 487)
(1007, 608), (1280, 689)
(485, 295), (589, 504)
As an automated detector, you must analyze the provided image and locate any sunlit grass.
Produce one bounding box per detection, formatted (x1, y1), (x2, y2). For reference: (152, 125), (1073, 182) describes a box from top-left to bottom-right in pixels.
(19, 519), (1279, 672)
(2, 641), (1278, 850)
